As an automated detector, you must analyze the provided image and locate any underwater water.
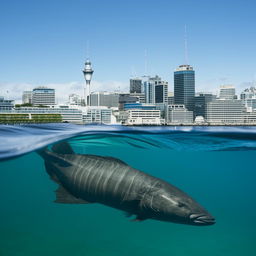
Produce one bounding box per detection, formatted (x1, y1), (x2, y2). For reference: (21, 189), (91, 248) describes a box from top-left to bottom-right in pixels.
(0, 124), (256, 256)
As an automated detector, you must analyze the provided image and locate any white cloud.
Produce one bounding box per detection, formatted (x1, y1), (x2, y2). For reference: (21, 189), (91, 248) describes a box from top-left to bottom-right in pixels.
(0, 80), (128, 104)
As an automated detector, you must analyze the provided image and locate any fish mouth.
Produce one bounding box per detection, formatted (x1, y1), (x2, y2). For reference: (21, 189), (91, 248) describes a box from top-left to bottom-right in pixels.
(190, 213), (215, 225)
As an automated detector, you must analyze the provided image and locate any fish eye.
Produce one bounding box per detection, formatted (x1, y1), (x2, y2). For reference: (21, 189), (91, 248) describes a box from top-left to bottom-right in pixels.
(178, 202), (186, 208)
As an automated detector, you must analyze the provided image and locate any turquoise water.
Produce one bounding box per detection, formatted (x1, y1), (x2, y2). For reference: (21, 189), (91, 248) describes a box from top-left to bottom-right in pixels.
(0, 124), (256, 255)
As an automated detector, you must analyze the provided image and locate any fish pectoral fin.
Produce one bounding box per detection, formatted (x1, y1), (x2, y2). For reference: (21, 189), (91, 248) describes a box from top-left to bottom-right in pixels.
(130, 215), (147, 222)
(54, 185), (93, 204)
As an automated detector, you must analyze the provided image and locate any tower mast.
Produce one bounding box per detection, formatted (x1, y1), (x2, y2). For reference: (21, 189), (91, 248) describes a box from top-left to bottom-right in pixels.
(83, 59), (94, 106)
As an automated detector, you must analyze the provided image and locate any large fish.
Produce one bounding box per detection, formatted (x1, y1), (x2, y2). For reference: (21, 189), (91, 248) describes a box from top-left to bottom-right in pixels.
(38, 142), (215, 226)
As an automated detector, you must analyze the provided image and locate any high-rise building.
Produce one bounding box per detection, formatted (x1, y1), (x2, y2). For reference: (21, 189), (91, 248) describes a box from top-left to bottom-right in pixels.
(195, 93), (216, 118)
(219, 85), (236, 100)
(174, 64), (195, 112)
(32, 87), (55, 106)
(130, 78), (142, 93)
(90, 92), (119, 108)
(22, 91), (32, 104)
(144, 76), (168, 104)
(83, 59), (94, 106)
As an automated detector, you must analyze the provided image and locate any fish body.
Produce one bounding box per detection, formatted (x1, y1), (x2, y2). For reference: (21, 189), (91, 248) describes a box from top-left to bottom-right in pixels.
(39, 142), (215, 225)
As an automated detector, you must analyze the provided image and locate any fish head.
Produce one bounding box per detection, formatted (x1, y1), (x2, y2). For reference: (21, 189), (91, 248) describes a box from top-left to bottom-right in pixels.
(144, 184), (215, 226)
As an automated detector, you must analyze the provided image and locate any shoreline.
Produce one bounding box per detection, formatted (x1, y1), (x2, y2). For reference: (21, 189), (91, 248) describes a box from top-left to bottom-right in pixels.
(1, 122), (256, 126)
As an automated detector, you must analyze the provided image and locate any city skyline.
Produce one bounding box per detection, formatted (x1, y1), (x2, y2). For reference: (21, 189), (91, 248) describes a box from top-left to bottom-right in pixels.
(1, 0), (256, 102)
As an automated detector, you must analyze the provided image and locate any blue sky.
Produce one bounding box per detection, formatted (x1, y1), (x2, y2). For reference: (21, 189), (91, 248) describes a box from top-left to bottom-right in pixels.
(0, 0), (256, 101)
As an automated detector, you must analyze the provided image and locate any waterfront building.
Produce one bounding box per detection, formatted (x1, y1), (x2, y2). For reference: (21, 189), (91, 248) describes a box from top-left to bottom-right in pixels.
(144, 76), (168, 104)
(12, 106), (83, 123)
(90, 92), (119, 108)
(69, 94), (82, 105)
(83, 107), (112, 124)
(124, 103), (156, 110)
(174, 64), (195, 112)
(206, 99), (244, 124)
(126, 109), (162, 125)
(83, 59), (94, 106)
(32, 87), (55, 106)
(114, 110), (129, 124)
(195, 93), (216, 118)
(0, 96), (14, 111)
(22, 91), (32, 104)
(219, 85), (236, 100)
(130, 78), (142, 93)
(243, 112), (256, 124)
(166, 104), (193, 124)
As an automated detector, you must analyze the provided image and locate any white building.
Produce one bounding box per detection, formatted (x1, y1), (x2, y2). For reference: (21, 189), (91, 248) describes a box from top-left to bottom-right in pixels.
(32, 87), (55, 106)
(9, 106), (83, 123)
(126, 109), (162, 125)
(206, 99), (244, 124)
(166, 105), (193, 124)
(90, 92), (119, 108)
(243, 112), (256, 124)
(82, 107), (113, 124)
(22, 91), (32, 104)
(219, 85), (236, 100)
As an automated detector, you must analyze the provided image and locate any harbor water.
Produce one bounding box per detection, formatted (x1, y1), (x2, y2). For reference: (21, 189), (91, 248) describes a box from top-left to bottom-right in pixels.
(0, 124), (255, 256)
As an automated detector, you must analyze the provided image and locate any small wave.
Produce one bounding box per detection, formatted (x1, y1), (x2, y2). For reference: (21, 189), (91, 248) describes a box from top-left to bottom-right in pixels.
(1, 124), (256, 160)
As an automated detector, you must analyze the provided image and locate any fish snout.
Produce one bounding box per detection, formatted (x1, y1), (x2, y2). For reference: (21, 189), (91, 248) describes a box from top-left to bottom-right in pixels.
(190, 213), (215, 225)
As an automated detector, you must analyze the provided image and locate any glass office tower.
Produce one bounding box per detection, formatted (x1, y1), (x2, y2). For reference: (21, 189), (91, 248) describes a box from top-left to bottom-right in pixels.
(174, 65), (195, 112)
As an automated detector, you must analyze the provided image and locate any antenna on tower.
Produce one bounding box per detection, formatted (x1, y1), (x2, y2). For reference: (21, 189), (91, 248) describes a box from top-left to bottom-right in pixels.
(144, 49), (148, 76)
(86, 40), (90, 59)
(184, 24), (189, 65)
